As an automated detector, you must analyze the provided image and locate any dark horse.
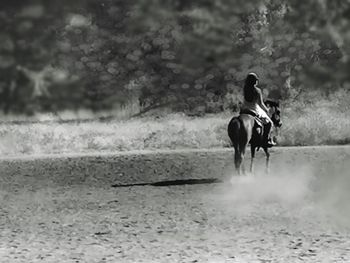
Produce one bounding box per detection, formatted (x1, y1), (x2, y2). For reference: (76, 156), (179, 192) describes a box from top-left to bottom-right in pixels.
(227, 100), (282, 175)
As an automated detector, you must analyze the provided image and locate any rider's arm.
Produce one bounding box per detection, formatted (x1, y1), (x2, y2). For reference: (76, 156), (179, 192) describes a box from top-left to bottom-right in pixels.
(257, 89), (269, 112)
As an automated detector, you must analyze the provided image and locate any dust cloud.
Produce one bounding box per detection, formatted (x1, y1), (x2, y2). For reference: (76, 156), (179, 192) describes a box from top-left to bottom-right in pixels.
(312, 163), (350, 227)
(228, 165), (315, 204)
(221, 161), (350, 228)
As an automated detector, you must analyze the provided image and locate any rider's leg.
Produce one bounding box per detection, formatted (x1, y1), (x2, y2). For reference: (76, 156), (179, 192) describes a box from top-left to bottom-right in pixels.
(263, 120), (276, 147)
(258, 107), (276, 147)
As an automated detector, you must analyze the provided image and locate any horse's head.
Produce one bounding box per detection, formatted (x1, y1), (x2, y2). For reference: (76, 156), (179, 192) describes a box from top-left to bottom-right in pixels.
(265, 100), (282, 128)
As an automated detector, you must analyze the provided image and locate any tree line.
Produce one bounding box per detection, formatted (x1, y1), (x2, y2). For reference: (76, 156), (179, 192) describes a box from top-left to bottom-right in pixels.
(0, 0), (349, 116)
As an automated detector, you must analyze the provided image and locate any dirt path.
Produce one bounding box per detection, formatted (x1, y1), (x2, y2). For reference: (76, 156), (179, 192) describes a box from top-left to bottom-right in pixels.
(1, 172), (350, 262)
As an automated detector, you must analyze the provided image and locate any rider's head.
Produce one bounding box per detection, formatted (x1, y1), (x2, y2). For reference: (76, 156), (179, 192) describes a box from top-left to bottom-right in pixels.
(245, 73), (259, 87)
(243, 73), (259, 102)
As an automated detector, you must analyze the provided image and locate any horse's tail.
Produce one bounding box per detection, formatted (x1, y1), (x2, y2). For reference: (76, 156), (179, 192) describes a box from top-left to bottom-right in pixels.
(228, 116), (240, 149)
(228, 116), (247, 147)
(228, 116), (245, 171)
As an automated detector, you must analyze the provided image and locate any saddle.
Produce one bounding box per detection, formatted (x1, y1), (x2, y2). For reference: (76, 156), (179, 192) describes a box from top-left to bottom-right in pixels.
(239, 109), (266, 149)
(239, 109), (264, 128)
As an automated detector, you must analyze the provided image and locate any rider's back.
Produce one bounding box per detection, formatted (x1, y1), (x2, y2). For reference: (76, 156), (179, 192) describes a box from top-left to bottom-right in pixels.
(244, 85), (260, 103)
(242, 86), (261, 113)
(241, 73), (262, 114)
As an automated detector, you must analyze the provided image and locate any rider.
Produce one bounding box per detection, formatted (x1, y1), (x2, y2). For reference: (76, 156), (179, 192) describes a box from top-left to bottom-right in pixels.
(241, 72), (276, 147)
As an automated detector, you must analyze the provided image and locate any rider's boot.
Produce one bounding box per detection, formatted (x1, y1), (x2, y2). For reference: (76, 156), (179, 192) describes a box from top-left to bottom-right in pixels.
(266, 137), (276, 147)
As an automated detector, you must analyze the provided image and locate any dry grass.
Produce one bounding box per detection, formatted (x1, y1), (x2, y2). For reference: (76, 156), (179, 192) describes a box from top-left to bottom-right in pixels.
(280, 90), (350, 145)
(281, 105), (350, 146)
(0, 98), (349, 157)
(0, 113), (231, 156)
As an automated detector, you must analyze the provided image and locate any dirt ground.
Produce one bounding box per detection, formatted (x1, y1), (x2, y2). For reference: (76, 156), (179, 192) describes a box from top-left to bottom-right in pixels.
(1, 166), (350, 263)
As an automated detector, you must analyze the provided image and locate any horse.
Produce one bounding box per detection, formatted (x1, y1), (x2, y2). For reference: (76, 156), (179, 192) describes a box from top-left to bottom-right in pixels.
(227, 100), (282, 175)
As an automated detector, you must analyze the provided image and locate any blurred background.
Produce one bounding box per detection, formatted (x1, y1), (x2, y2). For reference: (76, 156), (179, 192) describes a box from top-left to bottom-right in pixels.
(0, 0), (349, 119)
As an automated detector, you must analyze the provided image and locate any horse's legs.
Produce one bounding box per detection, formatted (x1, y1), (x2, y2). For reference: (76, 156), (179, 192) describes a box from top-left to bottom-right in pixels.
(234, 146), (242, 175)
(234, 145), (247, 175)
(240, 147), (247, 175)
(250, 145), (256, 174)
(263, 148), (270, 174)
(241, 158), (246, 175)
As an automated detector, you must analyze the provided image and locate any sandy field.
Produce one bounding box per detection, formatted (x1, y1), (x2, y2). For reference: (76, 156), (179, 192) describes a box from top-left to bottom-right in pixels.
(1, 147), (350, 262)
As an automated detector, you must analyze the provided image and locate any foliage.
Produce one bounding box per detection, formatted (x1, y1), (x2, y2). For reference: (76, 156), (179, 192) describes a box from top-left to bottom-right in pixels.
(0, 0), (349, 115)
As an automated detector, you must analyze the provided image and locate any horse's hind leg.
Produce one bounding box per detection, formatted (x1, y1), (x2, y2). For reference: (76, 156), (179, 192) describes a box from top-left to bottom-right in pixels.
(234, 147), (243, 175)
(241, 149), (247, 175)
(263, 148), (270, 174)
(234, 146), (246, 176)
(250, 145), (256, 174)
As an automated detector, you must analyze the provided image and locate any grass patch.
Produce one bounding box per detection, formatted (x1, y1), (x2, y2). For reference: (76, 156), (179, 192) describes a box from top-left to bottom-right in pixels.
(281, 104), (350, 146)
(0, 113), (231, 156)
(0, 100), (349, 157)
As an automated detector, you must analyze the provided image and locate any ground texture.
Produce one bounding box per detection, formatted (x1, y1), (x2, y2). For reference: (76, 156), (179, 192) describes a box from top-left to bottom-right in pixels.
(1, 147), (350, 262)
(1, 177), (350, 263)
